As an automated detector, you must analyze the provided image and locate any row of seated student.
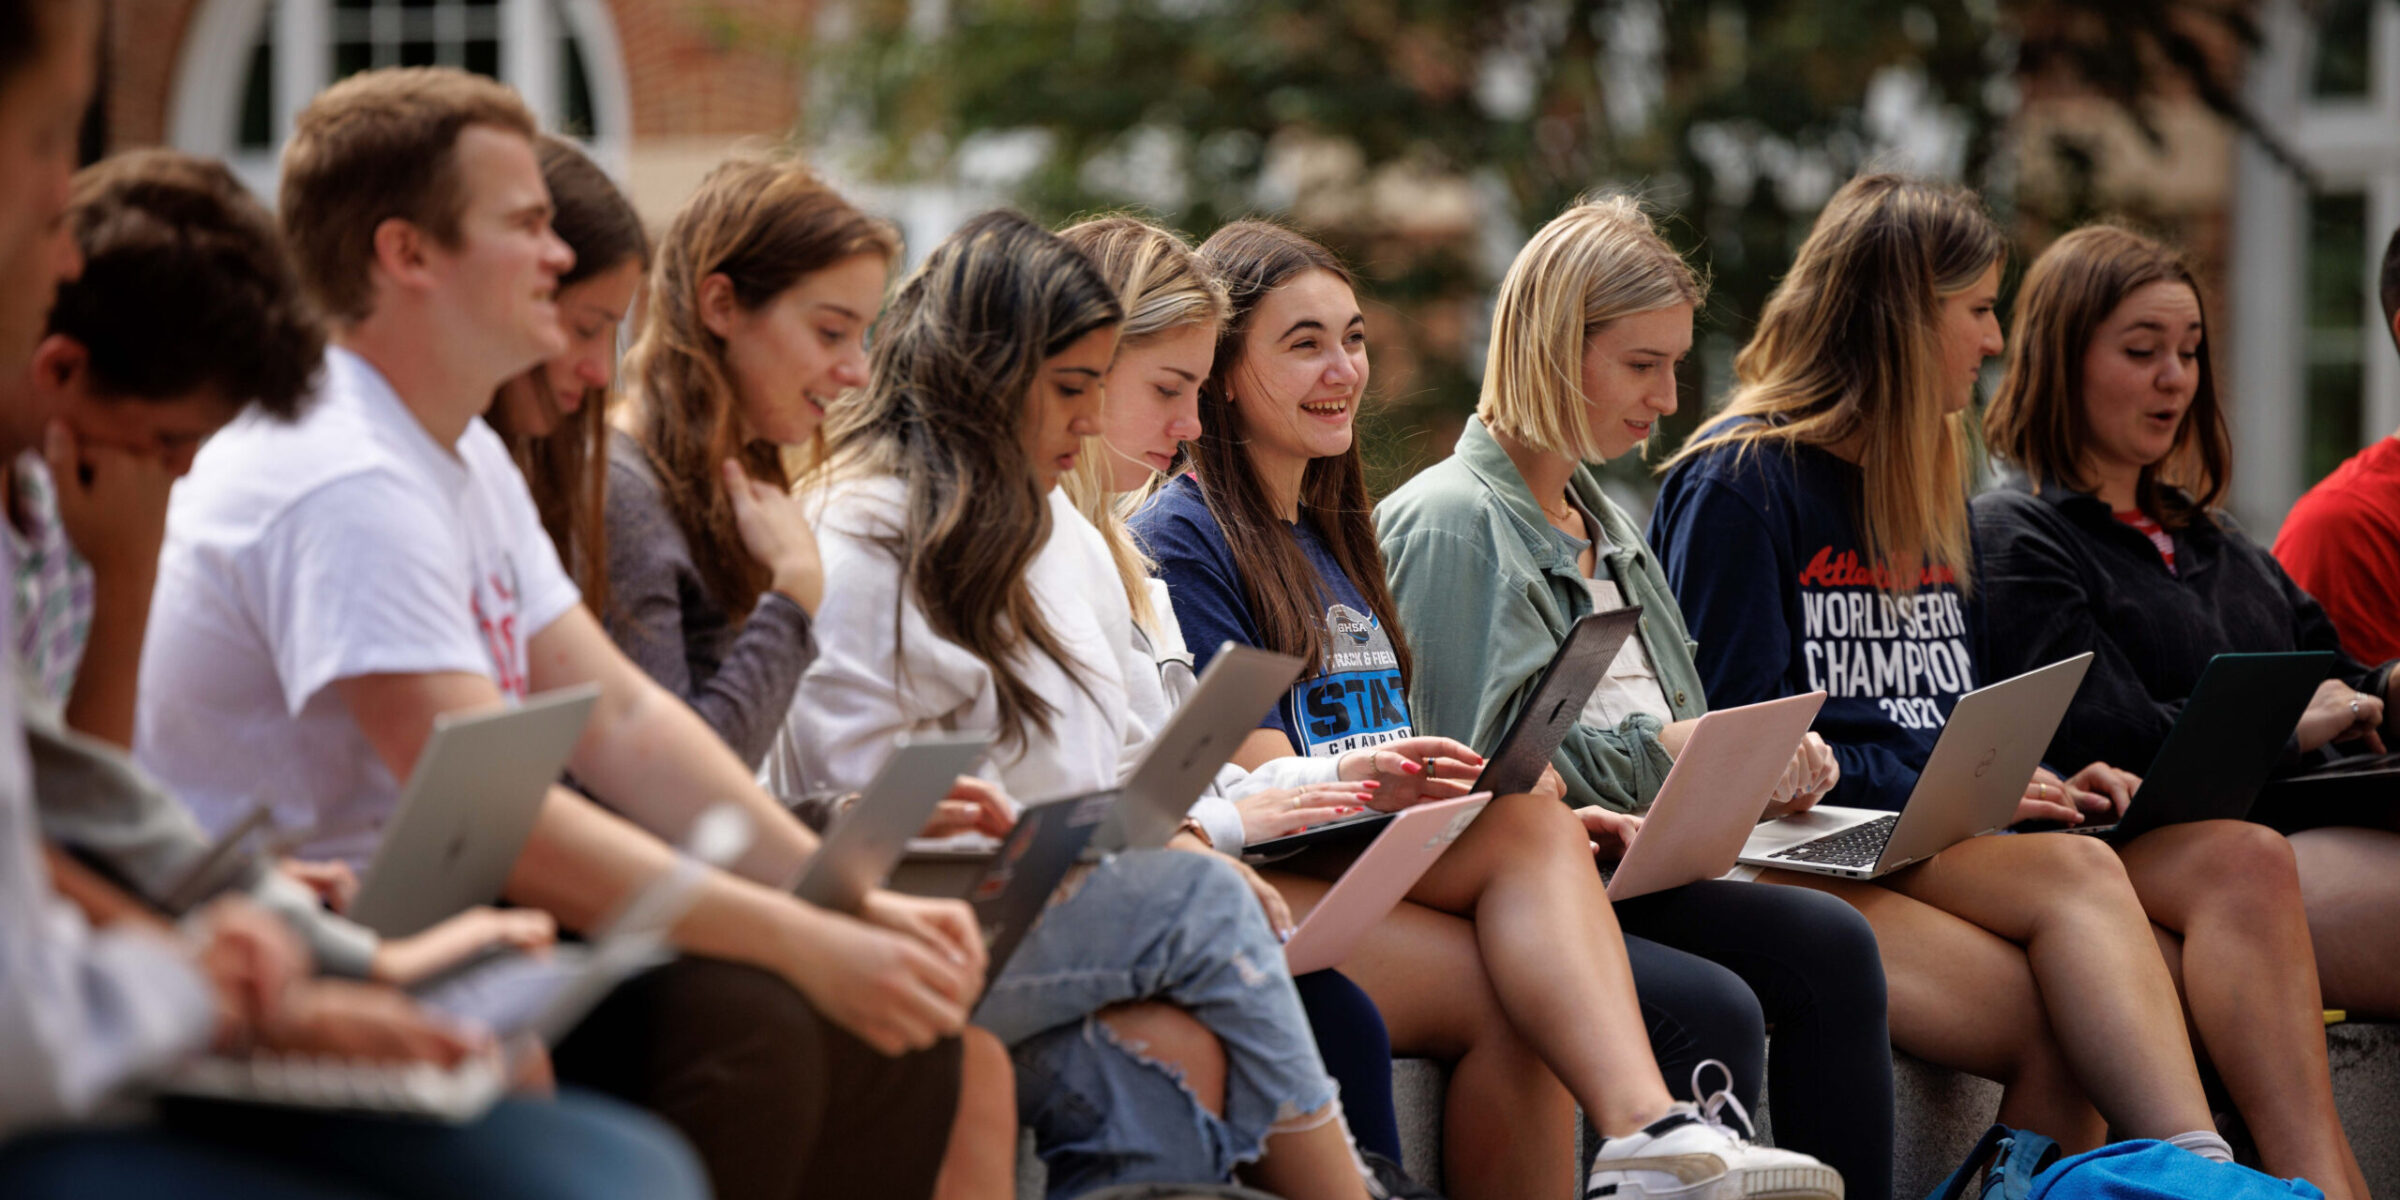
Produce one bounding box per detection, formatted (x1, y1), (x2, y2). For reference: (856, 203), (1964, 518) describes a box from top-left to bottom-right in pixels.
(7, 9), (2400, 1200)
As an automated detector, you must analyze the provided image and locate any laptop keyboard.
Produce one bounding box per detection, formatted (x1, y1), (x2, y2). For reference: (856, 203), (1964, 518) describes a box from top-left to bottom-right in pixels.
(1771, 815), (1900, 868)
(159, 1048), (506, 1123)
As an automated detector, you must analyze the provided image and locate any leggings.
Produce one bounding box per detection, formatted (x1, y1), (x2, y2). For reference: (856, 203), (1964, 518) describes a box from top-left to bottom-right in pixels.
(1294, 968), (1403, 1162)
(1617, 878), (1894, 1200)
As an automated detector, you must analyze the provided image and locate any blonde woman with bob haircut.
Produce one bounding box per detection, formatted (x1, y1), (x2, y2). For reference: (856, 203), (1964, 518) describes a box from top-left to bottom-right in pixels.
(1972, 224), (2371, 1198)
(1132, 218), (1842, 1200)
(1650, 174), (2234, 1162)
(1377, 195), (1895, 1200)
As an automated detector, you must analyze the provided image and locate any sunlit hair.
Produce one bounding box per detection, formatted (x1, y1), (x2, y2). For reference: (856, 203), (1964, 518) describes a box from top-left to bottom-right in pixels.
(1056, 214), (1229, 631)
(1186, 219), (1413, 685)
(488, 135), (648, 615)
(1663, 173), (2003, 593)
(1480, 195), (1706, 460)
(1985, 223), (2228, 529)
(622, 153), (898, 620)
(817, 210), (1124, 749)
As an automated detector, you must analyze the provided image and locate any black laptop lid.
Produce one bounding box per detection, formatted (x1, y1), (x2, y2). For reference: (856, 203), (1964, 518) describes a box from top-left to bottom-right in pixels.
(1473, 607), (1643, 797)
(967, 789), (1113, 975)
(2113, 651), (2331, 841)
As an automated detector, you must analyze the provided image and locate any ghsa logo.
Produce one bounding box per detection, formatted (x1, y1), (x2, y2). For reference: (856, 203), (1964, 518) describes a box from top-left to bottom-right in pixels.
(1327, 603), (1376, 647)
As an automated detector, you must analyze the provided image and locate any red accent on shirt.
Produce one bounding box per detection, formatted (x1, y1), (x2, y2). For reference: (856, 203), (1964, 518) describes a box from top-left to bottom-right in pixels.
(2275, 436), (2400, 663)
(2114, 510), (2177, 574)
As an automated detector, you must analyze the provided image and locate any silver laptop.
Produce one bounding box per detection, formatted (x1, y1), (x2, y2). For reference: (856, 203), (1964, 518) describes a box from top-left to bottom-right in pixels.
(1605, 692), (1826, 901)
(347, 684), (599, 938)
(794, 733), (990, 912)
(1094, 643), (1306, 853)
(1737, 654), (2094, 880)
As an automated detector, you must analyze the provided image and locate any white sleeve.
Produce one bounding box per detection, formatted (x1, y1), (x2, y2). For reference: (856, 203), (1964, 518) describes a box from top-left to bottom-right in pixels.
(246, 471), (493, 715)
(1192, 754), (1345, 856)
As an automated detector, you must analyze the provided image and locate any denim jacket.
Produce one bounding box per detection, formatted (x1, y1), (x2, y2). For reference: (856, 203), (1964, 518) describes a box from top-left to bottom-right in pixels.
(1971, 473), (2390, 775)
(1376, 417), (1704, 814)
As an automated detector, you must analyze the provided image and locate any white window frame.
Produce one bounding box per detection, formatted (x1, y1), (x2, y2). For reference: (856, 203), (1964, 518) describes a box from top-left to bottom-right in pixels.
(165, 0), (633, 204)
(2229, 0), (2400, 535)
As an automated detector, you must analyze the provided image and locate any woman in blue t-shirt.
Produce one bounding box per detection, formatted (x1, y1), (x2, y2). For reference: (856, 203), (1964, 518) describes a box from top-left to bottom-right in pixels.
(1651, 173), (2231, 1165)
(1132, 220), (1840, 1200)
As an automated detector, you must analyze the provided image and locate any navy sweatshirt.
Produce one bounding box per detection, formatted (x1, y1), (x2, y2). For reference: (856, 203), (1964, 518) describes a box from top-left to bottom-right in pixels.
(1649, 426), (1985, 812)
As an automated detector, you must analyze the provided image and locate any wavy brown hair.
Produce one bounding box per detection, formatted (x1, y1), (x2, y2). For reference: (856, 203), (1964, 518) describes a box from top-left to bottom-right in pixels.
(1985, 223), (2229, 528)
(1663, 173), (2004, 593)
(621, 155), (898, 620)
(816, 210), (1124, 749)
(488, 135), (648, 613)
(1189, 219), (1413, 685)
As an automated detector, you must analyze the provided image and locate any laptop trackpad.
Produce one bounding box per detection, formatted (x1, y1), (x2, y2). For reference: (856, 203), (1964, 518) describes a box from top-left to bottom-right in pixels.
(1742, 806), (1880, 856)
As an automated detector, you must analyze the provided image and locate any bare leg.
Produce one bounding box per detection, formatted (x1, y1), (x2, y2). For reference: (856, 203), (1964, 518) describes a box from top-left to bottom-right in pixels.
(1760, 868), (2106, 1150)
(1266, 869), (1577, 1200)
(1384, 792), (1681, 1134)
(2120, 821), (2365, 1199)
(1875, 833), (2212, 1139)
(2290, 825), (2400, 1016)
(933, 1027), (1018, 1200)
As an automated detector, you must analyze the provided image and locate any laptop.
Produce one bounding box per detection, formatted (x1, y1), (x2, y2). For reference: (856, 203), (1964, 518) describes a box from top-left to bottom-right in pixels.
(1245, 607), (1643, 857)
(1283, 793), (1490, 974)
(1604, 692), (1827, 901)
(162, 803), (756, 1124)
(1737, 653), (2094, 879)
(1092, 644), (1306, 853)
(794, 733), (991, 912)
(958, 789), (1116, 974)
(346, 684), (599, 938)
(2054, 651), (2331, 841)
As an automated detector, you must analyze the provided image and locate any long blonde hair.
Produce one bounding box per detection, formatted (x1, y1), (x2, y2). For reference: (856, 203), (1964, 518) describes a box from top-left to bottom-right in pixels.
(1479, 195), (1706, 459)
(1056, 215), (1229, 630)
(1663, 173), (2002, 592)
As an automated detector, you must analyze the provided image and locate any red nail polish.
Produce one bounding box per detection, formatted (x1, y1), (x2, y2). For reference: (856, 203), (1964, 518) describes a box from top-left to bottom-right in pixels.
(1360, 780), (1381, 790)
(1403, 760), (1423, 775)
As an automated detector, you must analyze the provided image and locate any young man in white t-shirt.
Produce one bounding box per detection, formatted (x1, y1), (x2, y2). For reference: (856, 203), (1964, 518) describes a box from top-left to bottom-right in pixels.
(134, 66), (1013, 1200)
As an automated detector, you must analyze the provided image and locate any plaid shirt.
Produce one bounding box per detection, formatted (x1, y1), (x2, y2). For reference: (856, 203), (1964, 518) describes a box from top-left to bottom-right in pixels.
(10, 454), (93, 710)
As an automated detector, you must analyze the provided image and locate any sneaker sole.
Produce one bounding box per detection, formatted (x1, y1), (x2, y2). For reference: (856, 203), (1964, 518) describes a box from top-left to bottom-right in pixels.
(1729, 1162), (1843, 1200)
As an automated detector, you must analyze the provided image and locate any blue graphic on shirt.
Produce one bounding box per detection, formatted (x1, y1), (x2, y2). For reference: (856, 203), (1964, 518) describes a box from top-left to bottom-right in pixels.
(1296, 602), (1411, 757)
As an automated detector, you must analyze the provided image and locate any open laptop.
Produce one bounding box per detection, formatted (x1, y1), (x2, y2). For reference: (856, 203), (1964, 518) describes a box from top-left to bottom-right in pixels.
(1737, 654), (2094, 880)
(1094, 644), (1306, 853)
(1245, 607), (1643, 857)
(958, 789), (1116, 974)
(345, 684), (599, 938)
(793, 733), (991, 912)
(1283, 793), (1489, 974)
(2052, 651), (2331, 841)
(1604, 692), (1827, 901)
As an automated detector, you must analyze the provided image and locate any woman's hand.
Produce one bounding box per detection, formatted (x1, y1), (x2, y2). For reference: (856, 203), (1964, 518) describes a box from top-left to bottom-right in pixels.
(189, 895), (308, 1053)
(777, 907), (976, 1055)
(369, 906), (557, 987)
(857, 888), (989, 986)
(1337, 737), (1484, 810)
(1167, 830), (1293, 939)
(2015, 767), (2085, 825)
(2060, 762), (2139, 820)
(46, 420), (174, 585)
(2295, 678), (2387, 754)
(1761, 733), (1841, 820)
(278, 858), (360, 913)
(1234, 782), (1371, 845)
(723, 460), (825, 615)
(1575, 806), (1642, 861)
(255, 979), (488, 1068)
(917, 776), (1019, 839)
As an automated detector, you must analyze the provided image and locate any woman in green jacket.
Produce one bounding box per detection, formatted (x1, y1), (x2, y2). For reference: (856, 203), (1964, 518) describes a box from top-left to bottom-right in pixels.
(1376, 196), (1894, 1200)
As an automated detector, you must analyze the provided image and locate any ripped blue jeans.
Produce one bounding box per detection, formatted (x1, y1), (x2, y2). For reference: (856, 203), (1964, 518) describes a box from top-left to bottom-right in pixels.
(972, 848), (1339, 1198)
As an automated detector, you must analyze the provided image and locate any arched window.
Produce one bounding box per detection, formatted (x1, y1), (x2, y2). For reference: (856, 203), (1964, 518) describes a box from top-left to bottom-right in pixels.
(169, 0), (631, 201)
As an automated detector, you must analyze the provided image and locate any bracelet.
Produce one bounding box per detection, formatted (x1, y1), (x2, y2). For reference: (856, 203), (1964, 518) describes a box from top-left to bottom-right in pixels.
(1174, 815), (1213, 849)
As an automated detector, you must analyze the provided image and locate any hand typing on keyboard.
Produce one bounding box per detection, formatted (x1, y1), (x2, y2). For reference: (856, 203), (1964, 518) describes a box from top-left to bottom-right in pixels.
(370, 906), (558, 987)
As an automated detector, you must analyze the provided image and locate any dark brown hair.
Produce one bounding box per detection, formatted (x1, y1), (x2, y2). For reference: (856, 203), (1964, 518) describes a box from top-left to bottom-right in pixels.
(0, 0), (80, 88)
(1985, 223), (2230, 528)
(50, 149), (322, 418)
(2381, 223), (2400, 356)
(490, 135), (648, 612)
(278, 66), (537, 325)
(1189, 219), (1413, 686)
(623, 154), (898, 620)
(817, 210), (1123, 749)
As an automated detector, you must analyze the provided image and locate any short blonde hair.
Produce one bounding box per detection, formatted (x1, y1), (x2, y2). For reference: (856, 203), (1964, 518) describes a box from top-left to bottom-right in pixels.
(1478, 196), (1705, 459)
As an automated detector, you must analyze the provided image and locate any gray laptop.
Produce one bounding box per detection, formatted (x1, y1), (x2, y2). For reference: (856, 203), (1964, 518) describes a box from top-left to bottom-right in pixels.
(794, 733), (991, 912)
(347, 684), (599, 938)
(1093, 643), (1306, 853)
(1737, 654), (2094, 880)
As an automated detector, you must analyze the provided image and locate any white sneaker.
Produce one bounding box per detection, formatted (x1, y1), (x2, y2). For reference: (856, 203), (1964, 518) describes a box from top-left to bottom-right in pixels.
(1585, 1062), (1843, 1200)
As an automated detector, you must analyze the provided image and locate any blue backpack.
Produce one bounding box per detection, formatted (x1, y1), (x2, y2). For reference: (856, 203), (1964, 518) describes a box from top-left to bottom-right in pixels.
(1926, 1125), (2326, 1200)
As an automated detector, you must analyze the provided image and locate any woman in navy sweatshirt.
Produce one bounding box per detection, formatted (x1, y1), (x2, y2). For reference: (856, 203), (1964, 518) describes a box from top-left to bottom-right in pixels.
(1650, 174), (2235, 1167)
(1972, 224), (2371, 1195)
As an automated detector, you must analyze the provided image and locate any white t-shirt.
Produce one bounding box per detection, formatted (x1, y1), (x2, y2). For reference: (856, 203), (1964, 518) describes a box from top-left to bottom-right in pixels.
(136, 347), (580, 865)
(1563, 505), (1675, 729)
(765, 482), (1148, 803)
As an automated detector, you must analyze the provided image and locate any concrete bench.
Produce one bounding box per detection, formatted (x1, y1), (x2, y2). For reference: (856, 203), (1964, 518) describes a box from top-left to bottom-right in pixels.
(1016, 1020), (2400, 1198)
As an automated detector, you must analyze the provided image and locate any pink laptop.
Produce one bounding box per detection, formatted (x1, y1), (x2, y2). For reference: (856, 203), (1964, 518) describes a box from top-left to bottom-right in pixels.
(1282, 793), (1491, 975)
(1605, 692), (1826, 901)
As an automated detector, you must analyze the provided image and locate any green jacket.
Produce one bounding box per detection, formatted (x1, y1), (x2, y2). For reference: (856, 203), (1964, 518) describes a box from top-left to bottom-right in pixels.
(1376, 416), (1707, 813)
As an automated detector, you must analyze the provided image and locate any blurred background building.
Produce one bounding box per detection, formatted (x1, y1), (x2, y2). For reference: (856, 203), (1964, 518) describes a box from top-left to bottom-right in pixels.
(87, 0), (2400, 535)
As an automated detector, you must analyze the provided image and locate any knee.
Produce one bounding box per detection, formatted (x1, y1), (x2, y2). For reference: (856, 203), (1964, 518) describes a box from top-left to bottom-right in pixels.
(2198, 821), (2301, 903)
(1479, 790), (1589, 866)
(1785, 886), (1886, 988)
(2025, 831), (2142, 909)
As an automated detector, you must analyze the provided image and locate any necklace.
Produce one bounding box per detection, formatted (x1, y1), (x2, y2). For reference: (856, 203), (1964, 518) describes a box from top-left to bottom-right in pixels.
(1543, 496), (1576, 525)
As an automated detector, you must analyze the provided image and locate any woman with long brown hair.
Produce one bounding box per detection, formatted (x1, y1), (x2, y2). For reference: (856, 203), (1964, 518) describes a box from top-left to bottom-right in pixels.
(1651, 174), (2233, 1164)
(1130, 219), (1840, 1200)
(1974, 223), (2372, 1196)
